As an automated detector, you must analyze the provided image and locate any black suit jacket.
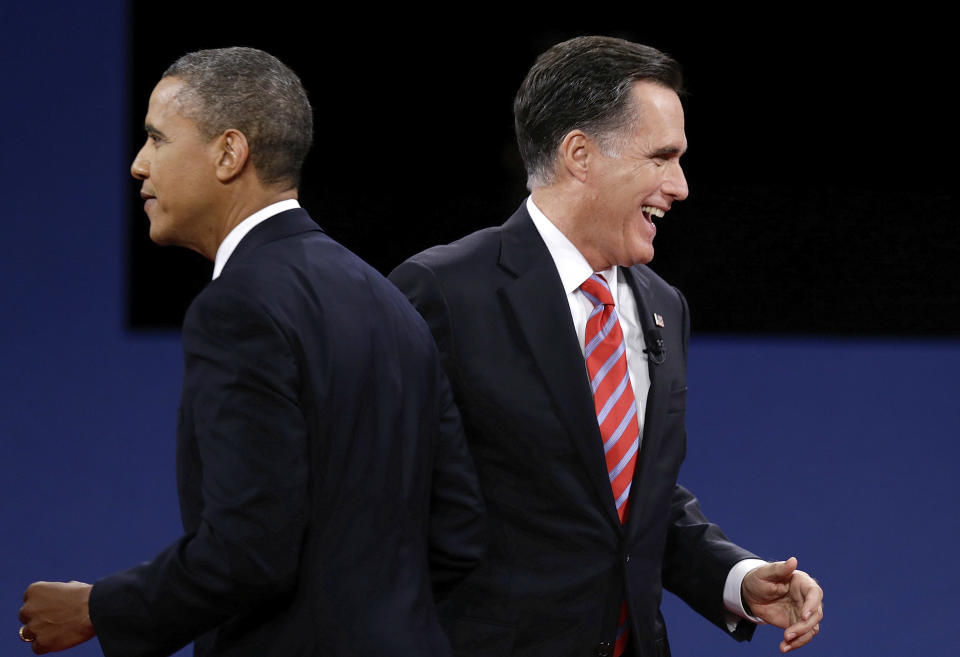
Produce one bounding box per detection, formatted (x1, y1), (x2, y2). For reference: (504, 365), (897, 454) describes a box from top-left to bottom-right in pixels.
(88, 209), (486, 657)
(389, 204), (757, 657)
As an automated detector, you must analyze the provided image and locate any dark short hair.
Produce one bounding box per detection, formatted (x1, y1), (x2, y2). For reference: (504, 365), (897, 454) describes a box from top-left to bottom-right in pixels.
(514, 36), (683, 187)
(164, 47), (313, 188)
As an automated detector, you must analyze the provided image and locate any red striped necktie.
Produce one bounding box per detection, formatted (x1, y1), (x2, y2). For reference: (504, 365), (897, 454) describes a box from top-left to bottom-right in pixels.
(580, 273), (639, 657)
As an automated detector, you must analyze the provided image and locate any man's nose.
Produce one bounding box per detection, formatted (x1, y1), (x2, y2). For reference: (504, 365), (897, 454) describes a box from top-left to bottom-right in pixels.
(130, 143), (149, 180)
(664, 161), (689, 201)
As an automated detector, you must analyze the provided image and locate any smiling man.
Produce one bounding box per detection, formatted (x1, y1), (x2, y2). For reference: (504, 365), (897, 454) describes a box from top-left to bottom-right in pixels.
(18, 47), (485, 657)
(389, 36), (823, 657)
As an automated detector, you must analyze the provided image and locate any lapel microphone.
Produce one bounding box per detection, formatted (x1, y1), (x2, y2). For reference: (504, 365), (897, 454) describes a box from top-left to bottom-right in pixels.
(643, 328), (666, 366)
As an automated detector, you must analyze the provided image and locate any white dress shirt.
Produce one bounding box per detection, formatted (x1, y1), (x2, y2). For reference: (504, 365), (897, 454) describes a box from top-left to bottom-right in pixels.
(525, 196), (765, 628)
(212, 199), (301, 279)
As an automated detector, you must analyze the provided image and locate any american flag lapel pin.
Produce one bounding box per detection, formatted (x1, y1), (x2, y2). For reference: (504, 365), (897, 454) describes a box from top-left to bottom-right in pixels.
(653, 313), (665, 328)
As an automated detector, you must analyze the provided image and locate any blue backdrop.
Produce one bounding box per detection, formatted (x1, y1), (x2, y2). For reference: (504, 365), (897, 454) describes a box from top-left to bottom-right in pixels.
(2, 4), (957, 656)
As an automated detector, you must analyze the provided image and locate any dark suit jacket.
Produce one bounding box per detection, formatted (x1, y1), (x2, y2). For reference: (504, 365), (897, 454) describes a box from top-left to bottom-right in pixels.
(389, 204), (757, 657)
(88, 209), (486, 657)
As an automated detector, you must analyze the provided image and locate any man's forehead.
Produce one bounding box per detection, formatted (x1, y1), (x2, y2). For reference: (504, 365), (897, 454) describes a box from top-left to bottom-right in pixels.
(628, 82), (686, 146)
(147, 77), (189, 115)
(629, 81), (684, 117)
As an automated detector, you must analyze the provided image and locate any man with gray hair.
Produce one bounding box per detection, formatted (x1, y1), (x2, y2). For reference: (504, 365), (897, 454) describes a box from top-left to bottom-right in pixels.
(390, 36), (823, 656)
(18, 47), (485, 656)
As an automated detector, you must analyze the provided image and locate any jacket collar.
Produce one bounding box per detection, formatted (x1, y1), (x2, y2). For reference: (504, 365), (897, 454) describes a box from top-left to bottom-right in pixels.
(221, 208), (324, 276)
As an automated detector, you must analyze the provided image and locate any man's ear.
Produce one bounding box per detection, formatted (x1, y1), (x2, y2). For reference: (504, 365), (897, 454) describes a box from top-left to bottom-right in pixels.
(214, 129), (250, 182)
(558, 130), (592, 183)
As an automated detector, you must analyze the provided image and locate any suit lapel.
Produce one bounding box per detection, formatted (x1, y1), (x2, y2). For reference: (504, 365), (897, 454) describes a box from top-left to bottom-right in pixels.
(621, 266), (670, 535)
(498, 205), (622, 529)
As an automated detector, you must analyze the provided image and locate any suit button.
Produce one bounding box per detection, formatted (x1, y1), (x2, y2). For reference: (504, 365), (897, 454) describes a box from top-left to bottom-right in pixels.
(625, 554), (631, 563)
(597, 641), (613, 657)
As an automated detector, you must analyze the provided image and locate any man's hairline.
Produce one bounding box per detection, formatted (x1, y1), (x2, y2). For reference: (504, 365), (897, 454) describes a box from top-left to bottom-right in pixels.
(158, 75), (223, 141)
(527, 79), (662, 189)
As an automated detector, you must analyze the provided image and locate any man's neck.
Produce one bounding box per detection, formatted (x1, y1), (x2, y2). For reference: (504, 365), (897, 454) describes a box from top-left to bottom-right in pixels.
(529, 186), (603, 269)
(203, 187), (299, 260)
(211, 197), (301, 279)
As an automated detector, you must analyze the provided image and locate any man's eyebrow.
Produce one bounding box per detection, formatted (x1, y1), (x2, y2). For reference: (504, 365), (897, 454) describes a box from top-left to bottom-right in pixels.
(144, 122), (165, 138)
(650, 145), (685, 158)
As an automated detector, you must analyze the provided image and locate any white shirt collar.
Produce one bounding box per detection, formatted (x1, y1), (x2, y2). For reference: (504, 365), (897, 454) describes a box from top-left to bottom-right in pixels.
(525, 196), (618, 296)
(212, 199), (301, 279)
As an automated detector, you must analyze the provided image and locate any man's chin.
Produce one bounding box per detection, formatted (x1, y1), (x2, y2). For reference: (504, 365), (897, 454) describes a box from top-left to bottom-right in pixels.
(147, 223), (174, 247)
(627, 245), (655, 266)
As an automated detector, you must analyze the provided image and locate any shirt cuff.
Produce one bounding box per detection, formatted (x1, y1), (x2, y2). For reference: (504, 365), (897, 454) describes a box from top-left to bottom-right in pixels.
(723, 558), (769, 632)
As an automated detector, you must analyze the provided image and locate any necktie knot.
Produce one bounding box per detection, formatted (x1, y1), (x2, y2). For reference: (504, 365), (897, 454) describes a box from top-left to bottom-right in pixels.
(580, 274), (614, 309)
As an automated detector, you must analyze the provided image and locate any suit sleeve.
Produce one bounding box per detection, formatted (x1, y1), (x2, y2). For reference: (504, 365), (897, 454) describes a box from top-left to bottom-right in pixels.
(89, 280), (309, 657)
(389, 258), (457, 373)
(428, 366), (487, 599)
(389, 259), (487, 600)
(660, 288), (759, 642)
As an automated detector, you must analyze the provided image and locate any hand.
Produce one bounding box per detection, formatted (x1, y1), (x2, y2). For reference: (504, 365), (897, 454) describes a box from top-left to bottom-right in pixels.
(18, 581), (95, 654)
(742, 557), (823, 653)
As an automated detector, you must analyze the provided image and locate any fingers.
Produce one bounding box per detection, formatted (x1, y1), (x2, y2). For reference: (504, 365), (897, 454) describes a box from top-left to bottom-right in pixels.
(20, 581), (40, 623)
(19, 588), (38, 652)
(781, 603), (823, 652)
(19, 582), (51, 654)
(19, 624), (44, 655)
(780, 620), (820, 653)
(780, 570), (824, 651)
(21, 623), (55, 655)
(791, 567), (823, 625)
(799, 577), (824, 620)
(786, 605), (823, 639)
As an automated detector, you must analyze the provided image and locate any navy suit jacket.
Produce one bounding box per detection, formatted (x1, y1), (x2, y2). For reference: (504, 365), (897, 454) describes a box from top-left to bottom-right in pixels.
(88, 209), (486, 657)
(389, 204), (757, 657)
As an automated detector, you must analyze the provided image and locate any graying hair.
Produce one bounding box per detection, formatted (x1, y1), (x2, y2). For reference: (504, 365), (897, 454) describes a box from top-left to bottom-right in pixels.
(164, 46), (313, 188)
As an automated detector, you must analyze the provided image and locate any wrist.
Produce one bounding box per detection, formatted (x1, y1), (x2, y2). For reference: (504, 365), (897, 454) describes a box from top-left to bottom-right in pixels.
(724, 558), (768, 623)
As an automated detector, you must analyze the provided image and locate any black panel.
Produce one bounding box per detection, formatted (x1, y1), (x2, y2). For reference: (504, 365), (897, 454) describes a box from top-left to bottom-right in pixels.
(128, 9), (958, 334)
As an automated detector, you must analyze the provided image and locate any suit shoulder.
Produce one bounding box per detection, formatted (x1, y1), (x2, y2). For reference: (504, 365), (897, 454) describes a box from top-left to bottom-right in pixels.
(209, 229), (434, 341)
(183, 269), (278, 337)
(185, 231), (340, 333)
(630, 264), (685, 298)
(212, 229), (376, 300)
(399, 225), (502, 274)
(630, 263), (668, 290)
(627, 264), (690, 322)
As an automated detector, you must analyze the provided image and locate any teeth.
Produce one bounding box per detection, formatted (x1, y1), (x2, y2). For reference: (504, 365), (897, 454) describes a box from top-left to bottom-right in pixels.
(642, 205), (665, 218)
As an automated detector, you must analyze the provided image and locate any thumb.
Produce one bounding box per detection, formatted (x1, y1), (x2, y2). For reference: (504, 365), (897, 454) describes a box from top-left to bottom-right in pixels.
(761, 557), (798, 582)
